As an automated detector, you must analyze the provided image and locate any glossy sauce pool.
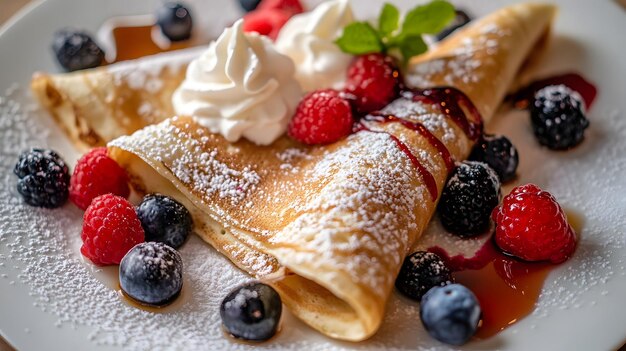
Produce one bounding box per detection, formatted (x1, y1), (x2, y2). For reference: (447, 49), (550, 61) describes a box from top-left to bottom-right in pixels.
(428, 209), (584, 339)
(110, 23), (191, 63)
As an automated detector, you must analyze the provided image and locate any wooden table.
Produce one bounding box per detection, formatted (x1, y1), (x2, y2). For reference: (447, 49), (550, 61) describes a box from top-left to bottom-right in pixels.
(1, 1), (625, 350)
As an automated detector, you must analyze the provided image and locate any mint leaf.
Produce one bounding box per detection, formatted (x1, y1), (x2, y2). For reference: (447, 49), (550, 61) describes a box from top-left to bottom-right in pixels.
(399, 35), (427, 63)
(402, 0), (455, 35)
(378, 3), (400, 38)
(334, 0), (454, 64)
(335, 22), (383, 55)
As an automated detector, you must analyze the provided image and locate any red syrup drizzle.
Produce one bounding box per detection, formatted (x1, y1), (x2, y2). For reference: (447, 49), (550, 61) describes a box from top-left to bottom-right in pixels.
(413, 87), (483, 141)
(428, 239), (552, 339)
(364, 113), (455, 172)
(355, 122), (439, 201)
(356, 86), (483, 202)
(509, 72), (598, 110)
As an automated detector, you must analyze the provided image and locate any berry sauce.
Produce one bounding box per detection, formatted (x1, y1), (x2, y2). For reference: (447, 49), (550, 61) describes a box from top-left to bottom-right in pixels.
(111, 22), (190, 63)
(355, 123), (439, 201)
(365, 113), (455, 172)
(357, 86), (483, 201)
(427, 210), (583, 339)
(414, 87), (483, 141)
(428, 241), (551, 339)
(510, 73), (598, 110)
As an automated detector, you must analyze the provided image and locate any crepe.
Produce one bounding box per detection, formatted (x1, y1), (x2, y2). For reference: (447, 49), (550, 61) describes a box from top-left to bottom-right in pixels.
(30, 46), (204, 150)
(106, 3), (556, 341)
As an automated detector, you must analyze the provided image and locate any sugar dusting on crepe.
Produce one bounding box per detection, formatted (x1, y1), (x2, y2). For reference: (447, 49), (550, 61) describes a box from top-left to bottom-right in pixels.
(1, 84), (626, 349)
(407, 23), (511, 88)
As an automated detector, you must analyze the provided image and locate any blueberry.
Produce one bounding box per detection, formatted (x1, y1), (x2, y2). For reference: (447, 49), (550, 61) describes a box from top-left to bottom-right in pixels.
(52, 29), (105, 72)
(530, 85), (589, 150)
(239, 0), (262, 12)
(420, 284), (481, 345)
(220, 282), (282, 341)
(156, 3), (193, 42)
(438, 161), (501, 237)
(119, 242), (183, 307)
(469, 134), (519, 183)
(396, 251), (452, 301)
(436, 10), (472, 41)
(14, 148), (70, 208)
(136, 194), (193, 249)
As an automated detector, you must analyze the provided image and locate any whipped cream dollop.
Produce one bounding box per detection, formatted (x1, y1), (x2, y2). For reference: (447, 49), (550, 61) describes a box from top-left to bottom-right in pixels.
(172, 20), (302, 145)
(275, 0), (354, 92)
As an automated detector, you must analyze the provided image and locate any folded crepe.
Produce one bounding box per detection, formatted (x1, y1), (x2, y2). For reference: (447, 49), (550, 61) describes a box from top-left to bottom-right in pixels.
(102, 3), (557, 341)
(30, 46), (204, 150)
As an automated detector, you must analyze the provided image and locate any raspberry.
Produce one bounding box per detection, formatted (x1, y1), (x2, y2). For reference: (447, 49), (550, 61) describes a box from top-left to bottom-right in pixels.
(492, 184), (577, 263)
(288, 89), (354, 145)
(70, 147), (130, 210)
(258, 0), (304, 15)
(81, 194), (144, 266)
(243, 9), (291, 40)
(345, 53), (401, 115)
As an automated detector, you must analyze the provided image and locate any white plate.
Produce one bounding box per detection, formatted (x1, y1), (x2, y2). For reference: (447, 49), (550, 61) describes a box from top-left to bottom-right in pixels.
(1, 0), (626, 350)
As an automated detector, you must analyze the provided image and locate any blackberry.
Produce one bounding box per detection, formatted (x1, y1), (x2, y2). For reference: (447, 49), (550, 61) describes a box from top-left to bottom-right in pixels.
(239, 0), (262, 12)
(221, 282), (282, 341)
(436, 10), (472, 41)
(438, 161), (501, 237)
(420, 284), (481, 345)
(14, 148), (70, 208)
(469, 134), (519, 182)
(136, 194), (193, 249)
(530, 85), (589, 150)
(395, 251), (452, 301)
(119, 242), (183, 306)
(52, 30), (104, 72)
(156, 3), (193, 42)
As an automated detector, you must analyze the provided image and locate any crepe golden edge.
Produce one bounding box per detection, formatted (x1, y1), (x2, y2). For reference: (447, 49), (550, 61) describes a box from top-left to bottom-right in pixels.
(30, 46), (204, 151)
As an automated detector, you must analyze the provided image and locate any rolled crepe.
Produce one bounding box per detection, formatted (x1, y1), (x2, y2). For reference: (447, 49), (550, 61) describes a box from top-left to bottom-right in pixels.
(30, 46), (203, 150)
(107, 3), (557, 341)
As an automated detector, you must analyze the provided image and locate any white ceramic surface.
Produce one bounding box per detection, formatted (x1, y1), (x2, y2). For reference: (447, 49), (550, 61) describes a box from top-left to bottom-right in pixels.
(1, 0), (625, 350)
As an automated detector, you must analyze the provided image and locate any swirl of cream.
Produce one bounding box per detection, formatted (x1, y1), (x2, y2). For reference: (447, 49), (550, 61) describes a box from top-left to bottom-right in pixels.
(275, 0), (354, 92)
(172, 20), (303, 145)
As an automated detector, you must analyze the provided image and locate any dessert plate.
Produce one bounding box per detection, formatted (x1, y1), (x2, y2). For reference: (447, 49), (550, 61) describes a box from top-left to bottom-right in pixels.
(1, 0), (625, 350)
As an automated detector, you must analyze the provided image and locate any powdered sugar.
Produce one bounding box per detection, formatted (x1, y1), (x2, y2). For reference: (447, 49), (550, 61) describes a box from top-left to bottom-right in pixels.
(109, 46), (203, 93)
(224, 287), (258, 310)
(1, 82), (626, 351)
(535, 84), (587, 112)
(382, 94), (459, 144)
(407, 23), (510, 88)
(272, 132), (426, 296)
(111, 118), (261, 206)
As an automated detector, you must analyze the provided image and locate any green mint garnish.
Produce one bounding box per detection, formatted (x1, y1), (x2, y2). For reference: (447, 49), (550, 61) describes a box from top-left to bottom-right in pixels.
(402, 1), (456, 36)
(335, 0), (455, 63)
(399, 35), (427, 62)
(378, 3), (400, 38)
(335, 22), (383, 55)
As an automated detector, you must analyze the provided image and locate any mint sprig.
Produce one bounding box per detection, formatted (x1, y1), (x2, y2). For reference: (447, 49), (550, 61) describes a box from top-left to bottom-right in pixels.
(335, 22), (383, 55)
(378, 3), (400, 37)
(335, 1), (455, 63)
